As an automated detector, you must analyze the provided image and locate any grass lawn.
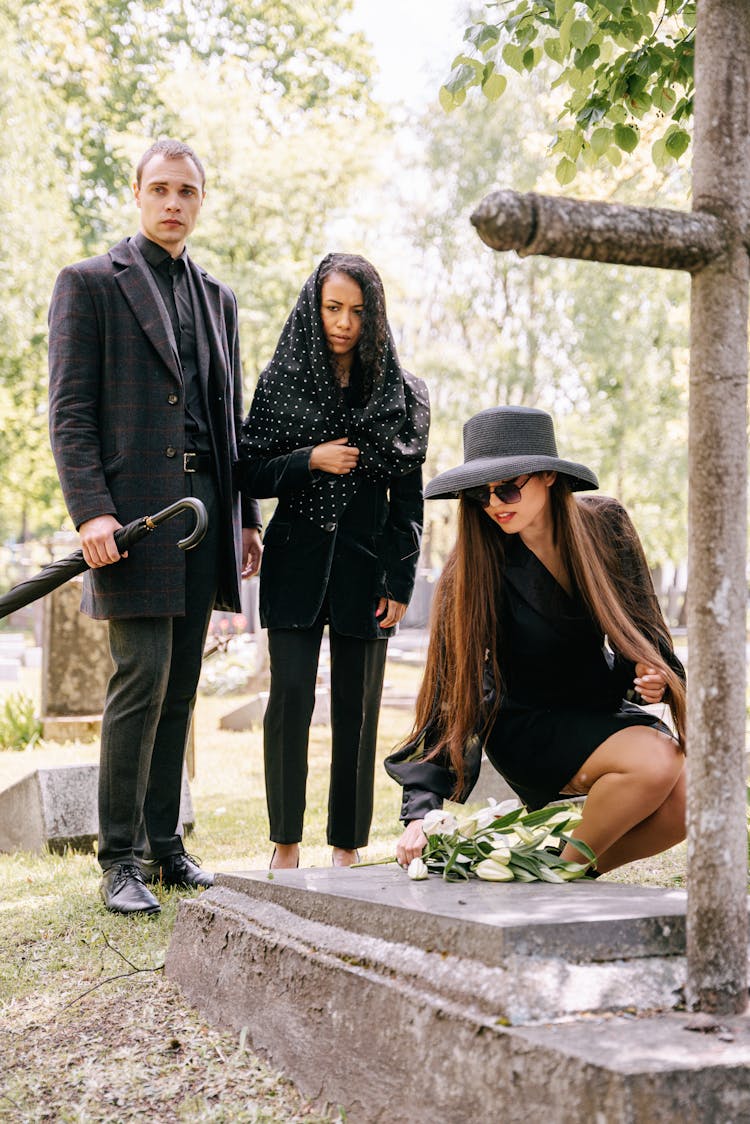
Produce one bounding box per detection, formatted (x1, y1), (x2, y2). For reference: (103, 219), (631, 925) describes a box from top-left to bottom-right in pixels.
(0, 645), (688, 1121)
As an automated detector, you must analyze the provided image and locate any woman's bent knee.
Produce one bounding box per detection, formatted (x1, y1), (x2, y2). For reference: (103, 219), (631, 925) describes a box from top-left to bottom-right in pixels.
(569, 727), (683, 795)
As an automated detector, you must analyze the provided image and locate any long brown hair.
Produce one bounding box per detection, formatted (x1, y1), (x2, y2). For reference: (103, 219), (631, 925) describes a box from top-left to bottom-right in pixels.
(412, 476), (686, 795)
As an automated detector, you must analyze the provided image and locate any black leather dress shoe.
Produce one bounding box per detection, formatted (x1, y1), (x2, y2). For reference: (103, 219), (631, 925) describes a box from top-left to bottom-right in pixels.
(141, 851), (215, 889)
(100, 863), (161, 915)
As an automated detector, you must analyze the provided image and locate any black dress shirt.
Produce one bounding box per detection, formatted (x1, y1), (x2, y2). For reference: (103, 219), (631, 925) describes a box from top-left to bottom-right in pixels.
(135, 232), (210, 453)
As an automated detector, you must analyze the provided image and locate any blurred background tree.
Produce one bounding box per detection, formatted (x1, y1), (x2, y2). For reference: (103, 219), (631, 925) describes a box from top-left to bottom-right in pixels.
(0, 0), (691, 592)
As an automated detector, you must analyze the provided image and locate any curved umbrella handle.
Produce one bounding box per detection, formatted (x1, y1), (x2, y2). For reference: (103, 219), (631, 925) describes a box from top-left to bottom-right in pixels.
(145, 497), (209, 551)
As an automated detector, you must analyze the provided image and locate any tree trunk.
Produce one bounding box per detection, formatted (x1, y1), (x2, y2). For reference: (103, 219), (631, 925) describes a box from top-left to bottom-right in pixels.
(687, 0), (750, 1014)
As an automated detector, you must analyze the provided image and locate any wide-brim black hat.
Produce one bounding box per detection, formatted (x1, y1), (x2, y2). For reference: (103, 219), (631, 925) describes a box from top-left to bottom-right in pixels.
(425, 405), (598, 499)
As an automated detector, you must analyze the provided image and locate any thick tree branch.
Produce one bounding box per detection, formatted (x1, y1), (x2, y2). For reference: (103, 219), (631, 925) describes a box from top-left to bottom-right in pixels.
(471, 189), (727, 273)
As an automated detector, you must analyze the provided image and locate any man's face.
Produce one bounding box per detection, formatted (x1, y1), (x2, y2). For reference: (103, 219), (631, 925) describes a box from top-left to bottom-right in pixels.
(133, 154), (205, 256)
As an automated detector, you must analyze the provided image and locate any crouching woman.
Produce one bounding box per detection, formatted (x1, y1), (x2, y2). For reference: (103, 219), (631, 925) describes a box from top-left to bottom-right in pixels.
(386, 406), (686, 876)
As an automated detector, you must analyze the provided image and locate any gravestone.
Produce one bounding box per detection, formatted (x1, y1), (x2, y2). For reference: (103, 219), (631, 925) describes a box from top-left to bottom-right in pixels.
(41, 576), (113, 740)
(167, 869), (750, 1122)
(0, 763), (194, 854)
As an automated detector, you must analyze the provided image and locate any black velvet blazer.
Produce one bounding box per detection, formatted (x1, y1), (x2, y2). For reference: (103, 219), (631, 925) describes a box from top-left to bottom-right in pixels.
(242, 446), (423, 639)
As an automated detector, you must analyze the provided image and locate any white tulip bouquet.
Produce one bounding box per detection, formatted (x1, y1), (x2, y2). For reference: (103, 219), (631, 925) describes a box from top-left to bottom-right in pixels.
(405, 800), (596, 883)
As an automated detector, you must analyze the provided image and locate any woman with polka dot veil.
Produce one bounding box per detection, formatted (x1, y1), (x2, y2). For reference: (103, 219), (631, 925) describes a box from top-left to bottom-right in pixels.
(238, 253), (430, 869)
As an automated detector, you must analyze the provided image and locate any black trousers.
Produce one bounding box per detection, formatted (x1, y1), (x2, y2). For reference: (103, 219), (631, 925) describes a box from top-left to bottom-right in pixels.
(97, 471), (220, 870)
(264, 618), (388, 849)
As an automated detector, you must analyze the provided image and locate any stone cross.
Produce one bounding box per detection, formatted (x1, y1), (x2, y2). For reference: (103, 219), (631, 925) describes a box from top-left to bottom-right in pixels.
(470, 0), (748, 1014)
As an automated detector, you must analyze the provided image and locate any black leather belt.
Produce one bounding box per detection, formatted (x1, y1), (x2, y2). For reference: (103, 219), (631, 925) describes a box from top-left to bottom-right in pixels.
(183, 452), (213, 473)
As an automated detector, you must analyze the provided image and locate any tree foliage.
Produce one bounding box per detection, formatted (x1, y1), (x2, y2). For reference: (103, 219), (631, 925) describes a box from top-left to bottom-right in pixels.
(0, 0), (377, 542)
(441, 1), (695, 184)
(10, 0), (374, 251)
(401, 79), (689, 568)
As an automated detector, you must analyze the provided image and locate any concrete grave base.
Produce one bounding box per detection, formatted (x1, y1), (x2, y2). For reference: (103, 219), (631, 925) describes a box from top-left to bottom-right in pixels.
(0, 764), (194, 854)
(166, 867), (750, 1122)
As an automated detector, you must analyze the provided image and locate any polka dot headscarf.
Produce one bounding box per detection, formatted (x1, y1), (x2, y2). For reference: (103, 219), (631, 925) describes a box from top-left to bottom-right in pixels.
(240, 254), (430, 529)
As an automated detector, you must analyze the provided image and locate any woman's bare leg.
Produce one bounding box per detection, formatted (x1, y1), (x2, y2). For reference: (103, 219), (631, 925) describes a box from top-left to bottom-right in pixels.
(594, 769), (686, 872)
(270, 843), (300, 869)
(558, 727), (685, 873)
(331, 847), (359, 867)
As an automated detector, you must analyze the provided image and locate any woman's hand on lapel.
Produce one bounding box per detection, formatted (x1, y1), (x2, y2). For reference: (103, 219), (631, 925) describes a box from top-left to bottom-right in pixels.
(309, 437), (359, 474)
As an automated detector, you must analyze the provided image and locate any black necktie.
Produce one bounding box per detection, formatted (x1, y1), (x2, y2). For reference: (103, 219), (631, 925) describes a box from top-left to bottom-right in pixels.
(168, 258), (192, 349)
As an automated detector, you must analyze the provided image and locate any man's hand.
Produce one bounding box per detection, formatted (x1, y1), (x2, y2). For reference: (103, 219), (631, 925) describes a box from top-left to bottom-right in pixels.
(376, 597), (407, 629)
(79, 515), (124, 569)
(309, 437), (360, 475)
(242, 527), (263, 578)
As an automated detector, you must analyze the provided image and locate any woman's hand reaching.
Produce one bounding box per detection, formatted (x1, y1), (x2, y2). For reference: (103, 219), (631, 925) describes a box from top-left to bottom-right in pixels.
(396, 819), (428, 867)
(634, 663), (667, 704)
(310, 437), (360, 475)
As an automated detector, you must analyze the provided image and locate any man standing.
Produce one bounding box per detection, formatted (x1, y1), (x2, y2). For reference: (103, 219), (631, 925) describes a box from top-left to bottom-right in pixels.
(48, 139), (262, 915)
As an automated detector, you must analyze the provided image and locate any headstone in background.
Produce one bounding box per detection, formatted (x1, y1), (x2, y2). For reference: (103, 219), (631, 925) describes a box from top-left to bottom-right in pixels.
(219, 686), (331, 731)
(0, 764), (194, 854)
(0, 631), (28, 681)
(40, 576), (113, 740)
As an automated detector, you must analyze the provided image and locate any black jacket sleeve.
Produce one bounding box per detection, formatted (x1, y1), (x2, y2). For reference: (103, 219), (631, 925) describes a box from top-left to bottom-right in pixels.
(384, 725), (484, 823)
(236, 447), (318, 500)
(380, 466), (424, 604)
(384, 656), (496, 823)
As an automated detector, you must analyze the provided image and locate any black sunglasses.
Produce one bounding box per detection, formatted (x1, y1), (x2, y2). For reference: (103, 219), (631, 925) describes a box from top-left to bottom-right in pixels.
(463, 475), (532, 507)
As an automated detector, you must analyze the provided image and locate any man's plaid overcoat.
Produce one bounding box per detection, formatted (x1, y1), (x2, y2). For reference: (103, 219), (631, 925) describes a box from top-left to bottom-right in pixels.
(48, 236), (260, 618)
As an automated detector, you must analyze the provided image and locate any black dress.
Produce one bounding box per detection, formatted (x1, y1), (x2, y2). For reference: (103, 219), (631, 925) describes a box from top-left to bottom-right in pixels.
(385, 497), (685, 819)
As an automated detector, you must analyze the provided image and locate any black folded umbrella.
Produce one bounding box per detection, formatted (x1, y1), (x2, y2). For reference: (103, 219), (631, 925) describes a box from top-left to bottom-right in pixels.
(0, 496), (208, 621)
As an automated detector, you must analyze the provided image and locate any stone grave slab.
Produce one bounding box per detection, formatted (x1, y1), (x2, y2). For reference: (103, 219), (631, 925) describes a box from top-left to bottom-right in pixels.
(165, 866), (750, 1121)
(41, 578), (113, 739)
(0, 764), (194, 854)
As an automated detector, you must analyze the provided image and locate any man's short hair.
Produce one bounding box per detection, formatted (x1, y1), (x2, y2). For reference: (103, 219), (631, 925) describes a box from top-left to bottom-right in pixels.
(136, 140), (206, 191)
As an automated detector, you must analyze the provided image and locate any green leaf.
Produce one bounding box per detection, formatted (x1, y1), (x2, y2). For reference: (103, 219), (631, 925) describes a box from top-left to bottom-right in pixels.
(444, 63), (480, 95)
(555, 130), (584, 161)
(628, 90), (652, 117)
(482, 71), (507, 102)
(555, 0), (575, 18)
(606, 145), (623, 165)
(555, 156), (577, 186)
(569, 19), (592, 50)
(652, 85), (677, 113)
(613, 122), (639, 152)
(606, 103), (627, 124)
(450, 54), (484, 77)
(558, 8), (575, 57)
(502, 42), (525, 72)
(651, 136), (671, 168)
(557, 833), (596, 863)
(665, 128), (690, 158)
(575, 42), (600, 70)
(591, 125), (613, 155)
(544, 37), (564, 63)
(438, 85), (456, 112)
(475, 24), (501, 54)
(577, 96), (609, 127)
